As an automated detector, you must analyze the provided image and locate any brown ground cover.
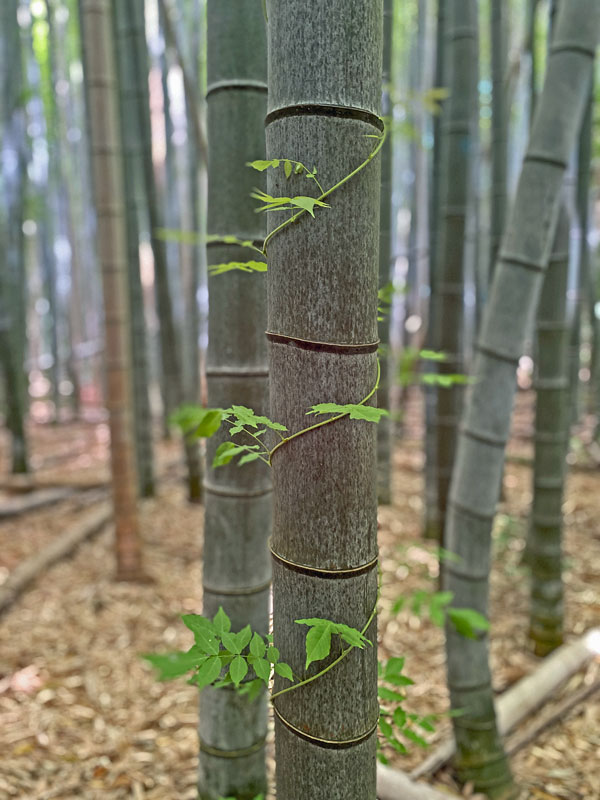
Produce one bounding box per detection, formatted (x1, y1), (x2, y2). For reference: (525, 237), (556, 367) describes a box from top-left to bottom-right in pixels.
(0, 394), (598, 799)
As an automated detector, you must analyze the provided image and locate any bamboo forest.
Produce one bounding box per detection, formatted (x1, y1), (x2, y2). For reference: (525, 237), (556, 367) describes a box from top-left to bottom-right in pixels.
(1, 1), (600, 798)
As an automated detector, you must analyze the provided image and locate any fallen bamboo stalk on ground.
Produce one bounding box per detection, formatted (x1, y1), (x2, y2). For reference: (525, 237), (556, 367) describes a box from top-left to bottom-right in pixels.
(506, 676), (600, 756)
(377, 763), (467, 800)
(0, 502), (112, 616)
(407, 628), (600, 781)
(0, 487), (76, 518)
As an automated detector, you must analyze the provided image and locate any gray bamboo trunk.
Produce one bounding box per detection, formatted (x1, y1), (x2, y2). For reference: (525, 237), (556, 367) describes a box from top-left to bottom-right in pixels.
(443, 2), (600, 795)
(377, 0), (393, 505)
(80, 0), (144, 580)
(527, 205), (570, 657)
(433, 0), (478, 545)
(128, 0), (203, 502)
(113, 0), (155, 498)
(0, 0), (28, 474)
(199, 2), (270, 798)
(423, 0), (448, 541)
(267, 3), (382, 797)
(489, 0), (508, 284)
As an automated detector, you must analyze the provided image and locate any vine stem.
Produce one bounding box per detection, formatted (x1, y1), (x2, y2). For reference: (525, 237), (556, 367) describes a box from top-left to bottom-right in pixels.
(262, 126), (387, 254)
(270, 575), (380, 702)
(267, 359), (381, 465)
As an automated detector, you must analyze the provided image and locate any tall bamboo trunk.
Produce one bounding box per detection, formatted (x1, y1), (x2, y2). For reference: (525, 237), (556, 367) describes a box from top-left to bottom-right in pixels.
(128, 0), (203, 502)
(489, 0), (508, 284)
(377, 0), (393, 505)
(434, 0), (478, 544)
(423, 0), (447, 540)
(444, 2), (600, 795)
(113, 0), (155, 498)
(80, 0), (143, 580)
(0, 0), (28, 473)
(267, 3), (382, 797)
(199, 2), (270, 797)
(528, 205), (570, 657)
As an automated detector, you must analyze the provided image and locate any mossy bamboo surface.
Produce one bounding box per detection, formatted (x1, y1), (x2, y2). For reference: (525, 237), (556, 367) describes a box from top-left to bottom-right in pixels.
(267, 2), (381, 797)
(79, 0), (143, 580)
(199, 2), (270, 797)
(528, 206), (570, 657)
(444, 2), (600, 795)
(113, 0), (155, 498)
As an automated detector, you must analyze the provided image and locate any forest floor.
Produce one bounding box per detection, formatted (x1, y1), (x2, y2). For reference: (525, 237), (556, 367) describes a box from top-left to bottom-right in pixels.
(0, 391), (598, 800)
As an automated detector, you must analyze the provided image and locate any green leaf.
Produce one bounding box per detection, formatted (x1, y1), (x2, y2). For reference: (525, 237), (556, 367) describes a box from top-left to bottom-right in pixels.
(288, 195), (330, 217)
(195, 655), (223, 689)
(238, 452), (262, 466)
(143, 651), (202, 681)
(429, 591), (454, 627)
(284, 159), (292, 179)
(303, 623), (332, 670)
(229, 655), (248, 687)
(212, 442), (260, 468)
(447, 607), (490, 639)
(266, 645), (280, 664)
(235, 625), (252, 652)
(403, 728), (428, 748)
(387, 674), (415, 687)
(416, 715), (436, 733)
(306, 402), (389, 423)
(170, 406), (223, 438)
(250, 632), (266, 658)
(331, 623), (371, 649)
(226, 405), (287, 432)
(181, 617), (220, 655)
(247, 159), (280, 171)
(419, 348), (447, 361)
(393, 708), (407, 728)
(221, 631), (241, 655)
(213, 607), (231, 636)
(294, 162), (304, 174)
(237, 678), (263, 702)
(384, 657), (406, 680)
(378, 687), (406, 703)
(274, 662), (293, 681)
(379, 718), (394, 740)
(208, 260), (267, 276)
(253, 658), (271, 683)
(181, 613), (215, 636)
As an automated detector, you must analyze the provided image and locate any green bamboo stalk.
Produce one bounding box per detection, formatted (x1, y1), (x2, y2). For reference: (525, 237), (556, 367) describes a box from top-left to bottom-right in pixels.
(525, 0), (540, 126)
(434, 0), (478, 544)
(444, 2), (600, 795)
(199, 2), (270, 797)
(377, 0), (393, 506)
(0, 0), (28, 473)
(267, 3), (382, 797)
(528, 205), (570, 657)
(113, 0), (155, 498)
(423, 0), (447, 541)
(128, 0), (202, 502)
(489, 0), (508, 283)
(79, 0), (144, 580)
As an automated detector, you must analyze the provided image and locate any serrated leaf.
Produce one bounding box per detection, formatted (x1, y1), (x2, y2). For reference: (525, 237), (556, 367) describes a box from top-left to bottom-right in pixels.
(195, 655), (222, 689)
(247, 159), (280, 171)
(250, 632), (266, 659)
(447, 607), (490, 639)
(226, 405), (287, 432)
(143, 651), (202, 681)
(274, 662), (293, 681)
(284, 159), (292, 178)
(229, 655), (248, 687)
(213, 607), (231, 636)
(253, 658), (271, 683)
(304, 623), (333, 670)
